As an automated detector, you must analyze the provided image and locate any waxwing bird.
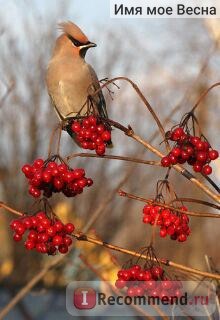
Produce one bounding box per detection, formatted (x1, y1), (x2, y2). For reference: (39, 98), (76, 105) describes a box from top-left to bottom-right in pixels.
(46, 21), (109, 123)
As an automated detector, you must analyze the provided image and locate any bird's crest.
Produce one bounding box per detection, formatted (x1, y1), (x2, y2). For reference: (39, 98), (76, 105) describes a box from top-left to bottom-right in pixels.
(58, 21), (89, 44)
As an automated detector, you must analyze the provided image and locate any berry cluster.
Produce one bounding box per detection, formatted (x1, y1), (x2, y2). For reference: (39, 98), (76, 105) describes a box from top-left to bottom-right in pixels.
(161, 127), (219, 175)
(142, 204), (190, 242)
(115, 264), (182, 298)
(70, 115), (111, 156)
(22, 158), (93, 198)
(10, 212), (75, 255)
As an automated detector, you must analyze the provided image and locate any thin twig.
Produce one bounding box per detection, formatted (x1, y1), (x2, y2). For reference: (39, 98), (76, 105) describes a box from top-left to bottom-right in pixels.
(66, 152), (161, 166)
(74, 232), (220, 280)
(170, 198), (220, 211)
(118, 190), (220, 218)
(0, 202), (23, 217)
(191, 82), (220, 113)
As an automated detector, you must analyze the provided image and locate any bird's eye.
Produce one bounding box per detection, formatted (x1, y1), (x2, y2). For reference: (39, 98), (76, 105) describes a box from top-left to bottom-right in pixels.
(68, 36), (83, 47)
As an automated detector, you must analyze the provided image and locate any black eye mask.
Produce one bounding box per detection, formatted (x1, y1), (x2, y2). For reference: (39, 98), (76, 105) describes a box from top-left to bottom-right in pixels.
(68, 35), (90, 47)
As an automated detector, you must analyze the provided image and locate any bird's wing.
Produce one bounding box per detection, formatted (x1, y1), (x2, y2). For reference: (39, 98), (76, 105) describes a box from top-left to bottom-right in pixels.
(88, 64), (109, 119)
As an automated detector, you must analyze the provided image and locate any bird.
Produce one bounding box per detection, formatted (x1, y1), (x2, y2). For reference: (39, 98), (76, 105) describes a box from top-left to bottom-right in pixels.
(46, 21), (109, 125)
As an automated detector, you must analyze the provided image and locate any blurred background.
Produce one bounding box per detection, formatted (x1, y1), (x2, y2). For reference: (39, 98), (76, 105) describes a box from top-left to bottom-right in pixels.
(0, 0), (220, 319)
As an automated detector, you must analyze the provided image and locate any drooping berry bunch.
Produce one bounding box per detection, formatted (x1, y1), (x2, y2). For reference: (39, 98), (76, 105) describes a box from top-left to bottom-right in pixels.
(10, 211), (75, 255)
(142, 204), (190, 242)
(70, 115), (112, 156)
(115, 264), (182, 299)
(22, 158), (93, 198)
(161, 126), (219, 175)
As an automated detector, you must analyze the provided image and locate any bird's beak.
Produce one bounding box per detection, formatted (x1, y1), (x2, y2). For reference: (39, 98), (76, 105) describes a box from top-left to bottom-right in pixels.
(80, 42), (97, 50)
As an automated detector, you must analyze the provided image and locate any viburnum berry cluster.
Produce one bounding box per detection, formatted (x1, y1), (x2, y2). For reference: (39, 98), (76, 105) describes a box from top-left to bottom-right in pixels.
(22, 158), (93, 198)
(161, 126), (219, 175)
(115, 264), (182, 298)
(10, 211), (75, 255)
(70, 115), (112, 156)
(142, 204), (190, 242)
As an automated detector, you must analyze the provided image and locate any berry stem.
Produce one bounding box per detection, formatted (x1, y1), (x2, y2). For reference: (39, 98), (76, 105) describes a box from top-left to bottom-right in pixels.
(0, 202), (23, 217)
(191, 81), (220, 113)
(91, 76), (170, 152)
(170, 198), (220, 211)
(66, 152), (161, 166)
(74, 232), (220, 280)
(118, 190), (220, 218)
(47, 124), (62, 158)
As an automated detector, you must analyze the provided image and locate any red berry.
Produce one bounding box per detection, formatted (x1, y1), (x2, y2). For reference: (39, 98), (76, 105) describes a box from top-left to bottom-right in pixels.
(193, 163), (202, 172)
(96, 144), (105, 156)
(96, 124), (105, 134)
(195, 141), (205, 151)
(54, 220), (64, 232)
(185, 146), (194, 156)
(22, 164), (34, 178)
(196, 151), (207, 163)
(53, 177), (64, 190)
(167, 225), (175, 235)
(63, 236), (73, 246)
(181, 150), (190, 160)
(58, 244), (68, 254)
(73, 168), (85, 179)
(31, 217), (38, 228)
(65, 223), (75, 234)
(33, 158), (44, 168)
(71, 121), (81, 133)
(171, 147), (181, 157)
(143, 215), (152, 224)
(41, 218), (51, 229)
(57, 163), (68, 173)
(33, 189), (41, 198)
(52, 235), (63, 246)
(101, 130), (111, 141)
(115, 279), (126, 289)
(87, 178), (93, 187)
(46, 226), (56, 237)
(10, 219), (21, 230)
(190, 136), (200, 146)
(169, 154), (178, 165)
(47, 245), (57, 255)
(28, 230), (38, 241)
(77, 178), (88, 188)
(47, 161), (57, 170)
(178, 234), (187, 242)
(151, 266), (164, 279)
(161, 156), (171, 167)
(95, 137), (104, 146)
(25, 240), (35, 250)
(16, 224), (26, 235)
(36, 212), (46, 220)
(160, 228), (167, 238)
(22, 217), (33, 229)
(63, 171), (74, 183)
(88, 116), (97, 125)
(209, 149), (219, 160)
(202, 165), (212, 175)
(173, 127), (184, 138)
(13, 233), (22, 242)
(42, 170), (52, 183)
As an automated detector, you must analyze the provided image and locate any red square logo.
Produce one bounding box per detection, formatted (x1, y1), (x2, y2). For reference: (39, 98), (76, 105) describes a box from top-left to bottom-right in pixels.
(73, 287), (96, 309)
